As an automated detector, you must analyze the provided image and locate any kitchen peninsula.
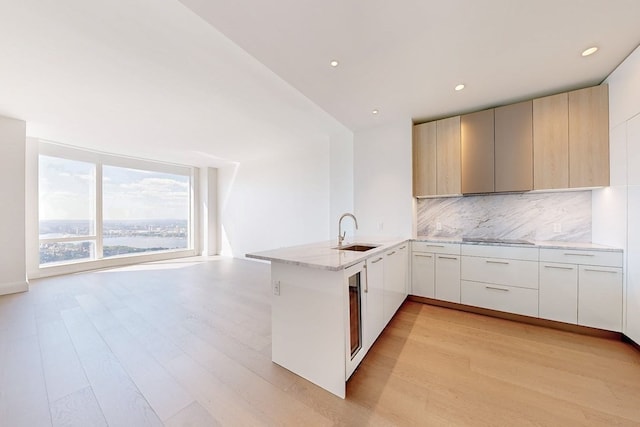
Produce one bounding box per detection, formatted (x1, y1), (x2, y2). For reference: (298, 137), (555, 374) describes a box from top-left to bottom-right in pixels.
(247, 237), (409, 398)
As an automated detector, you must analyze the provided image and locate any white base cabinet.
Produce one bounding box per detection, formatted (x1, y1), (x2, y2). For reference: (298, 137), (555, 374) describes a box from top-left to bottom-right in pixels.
(539, 249), (623, 331)
(411, 242), (461, 302)
(539, 263), (578, 324)
(461, 280), (539, 317)
(383, 244), (409, 324)
(578, 266), (623, 331)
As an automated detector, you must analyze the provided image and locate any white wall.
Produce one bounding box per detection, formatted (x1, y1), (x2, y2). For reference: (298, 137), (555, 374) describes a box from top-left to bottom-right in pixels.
(219, 137), (337, 258)
(593, 43), (640, 344)
(0, 116), (27, 295)
(353, 119), (413, 239)
(329, 130), (355, 240)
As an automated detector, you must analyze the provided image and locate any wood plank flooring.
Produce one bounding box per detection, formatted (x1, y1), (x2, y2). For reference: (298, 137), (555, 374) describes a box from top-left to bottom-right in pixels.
(1, 257), (639, 426)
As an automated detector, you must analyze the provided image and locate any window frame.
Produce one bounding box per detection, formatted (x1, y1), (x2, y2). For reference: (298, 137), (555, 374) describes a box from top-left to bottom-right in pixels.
(34, 141), (198, 276)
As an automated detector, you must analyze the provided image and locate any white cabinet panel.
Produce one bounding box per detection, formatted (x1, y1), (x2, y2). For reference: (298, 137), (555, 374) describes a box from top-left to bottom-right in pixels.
(383, 246), (408, 323)
(365, 255), (385, 348)
(609, 123), (628, 186)
(540, 248), (622, 267)
(539, 263), (578, 324)
(435, 254), (461, 303)
(628, 115), (640, 185)
(626, 187), (640, 342)
(412, 241), (460, 255)
(461, 280), (538, 317)
(578, 266), (623, 331)
(461, 256), (539, 289)
(462, 244), (538, 261)
(411, 252), (435, 298)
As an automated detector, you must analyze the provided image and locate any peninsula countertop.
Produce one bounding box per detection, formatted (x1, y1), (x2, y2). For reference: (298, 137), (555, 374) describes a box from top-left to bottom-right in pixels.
(246, 237), (407, 271)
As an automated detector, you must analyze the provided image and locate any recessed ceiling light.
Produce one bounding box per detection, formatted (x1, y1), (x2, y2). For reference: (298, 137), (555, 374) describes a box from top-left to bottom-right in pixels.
(372, 109), (379, 115)
(330, 60), (339, 67)
(455, 84), (465, 91)
(582, 46), (598, 57)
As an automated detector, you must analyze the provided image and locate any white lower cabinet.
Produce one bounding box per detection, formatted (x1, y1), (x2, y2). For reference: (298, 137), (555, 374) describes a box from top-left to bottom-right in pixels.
(435, 254), (461, 303)
(461, 280), (539, 317)
(411, 242), (461, 302)
(411, 241), (624, 332)
(539, 263), (578, 324)
(460, 244), (539, 317)
(365, 255), (385, 348)
(578, 265), (623, 331)
(383, 244), (409, 324)
(539, 249), (623, 331)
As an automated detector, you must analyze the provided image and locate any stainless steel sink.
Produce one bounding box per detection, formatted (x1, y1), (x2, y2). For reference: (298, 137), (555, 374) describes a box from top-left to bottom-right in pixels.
(334, 244), (379, 252)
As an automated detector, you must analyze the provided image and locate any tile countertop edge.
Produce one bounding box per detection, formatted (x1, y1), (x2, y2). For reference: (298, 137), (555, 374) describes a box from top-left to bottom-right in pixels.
(413, 237), (623, 252)
(245, 238), (409, 271)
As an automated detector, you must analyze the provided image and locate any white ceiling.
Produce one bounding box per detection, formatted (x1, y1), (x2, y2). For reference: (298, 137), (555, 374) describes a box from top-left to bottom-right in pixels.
(1, 0), (640, 166)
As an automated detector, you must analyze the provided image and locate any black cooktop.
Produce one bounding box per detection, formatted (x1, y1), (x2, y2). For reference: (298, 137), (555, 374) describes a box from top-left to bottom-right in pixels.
(462, 237), (535, 245)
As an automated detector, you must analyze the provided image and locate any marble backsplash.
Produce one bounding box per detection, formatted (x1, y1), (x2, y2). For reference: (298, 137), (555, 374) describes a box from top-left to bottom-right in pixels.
(416, 191), (592, 242)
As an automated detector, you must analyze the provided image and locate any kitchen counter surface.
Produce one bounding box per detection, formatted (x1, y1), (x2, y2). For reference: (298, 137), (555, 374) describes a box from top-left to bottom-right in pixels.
(414, 236), (623, 252)
(246, 237), (407, 271)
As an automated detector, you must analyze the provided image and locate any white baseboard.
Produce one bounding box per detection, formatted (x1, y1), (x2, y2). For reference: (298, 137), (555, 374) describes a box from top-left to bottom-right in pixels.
(0, 280), (29, 296)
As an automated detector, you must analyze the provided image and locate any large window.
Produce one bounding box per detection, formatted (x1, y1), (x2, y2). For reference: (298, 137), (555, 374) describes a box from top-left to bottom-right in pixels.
(38, 144), (193, 267)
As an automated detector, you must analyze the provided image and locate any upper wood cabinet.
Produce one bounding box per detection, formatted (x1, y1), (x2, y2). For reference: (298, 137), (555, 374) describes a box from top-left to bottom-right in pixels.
(495, 100), (533, 192)
(461, 109), (494, 194)
(533, 93), (569, 190)
(568, 85), (610, 188)
(436, 116), (461, 195)
(415, 83), (609, 196)
(413, 117), (461, 197)
(412, 122), (436, 197)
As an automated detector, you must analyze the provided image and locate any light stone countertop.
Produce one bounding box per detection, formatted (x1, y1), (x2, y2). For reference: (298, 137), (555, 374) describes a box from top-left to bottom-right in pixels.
(246, 237), (407, 271)
(414, 236), (623, 252)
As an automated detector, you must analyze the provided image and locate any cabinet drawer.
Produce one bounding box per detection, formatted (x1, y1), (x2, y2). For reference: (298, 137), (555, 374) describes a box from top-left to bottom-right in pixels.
(412, 241), (460, 255)
(578, 266), (623, 331)
(462, 244), (538, 261)
(539, 248), (622, 267)
(461, 280), (538, 317)
(461, 256), (539, 289)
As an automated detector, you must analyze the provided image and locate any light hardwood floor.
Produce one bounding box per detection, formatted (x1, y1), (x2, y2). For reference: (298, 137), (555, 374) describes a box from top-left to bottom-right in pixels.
(1, 257), (639, 426)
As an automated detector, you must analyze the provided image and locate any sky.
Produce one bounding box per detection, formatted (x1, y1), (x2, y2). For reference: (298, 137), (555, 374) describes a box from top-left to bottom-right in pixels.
(39, 155), (190, 221)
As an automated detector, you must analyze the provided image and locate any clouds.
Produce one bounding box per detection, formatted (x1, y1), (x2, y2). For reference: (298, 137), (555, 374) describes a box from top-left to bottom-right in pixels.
(39, 156), (190, 221)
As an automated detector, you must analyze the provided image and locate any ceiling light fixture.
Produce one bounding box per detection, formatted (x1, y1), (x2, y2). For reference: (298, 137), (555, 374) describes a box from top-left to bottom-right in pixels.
(372, 109), (379, 115)
(330, 60), (339, 67)
(581, 46), (598, 57)
(455, 84), (465, 91)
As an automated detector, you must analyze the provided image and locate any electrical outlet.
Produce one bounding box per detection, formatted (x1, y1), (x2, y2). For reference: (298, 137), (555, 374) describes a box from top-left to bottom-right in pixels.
(378, 222), (384, 231)
(436, 222), (442, 231)
(553, 223), (562, 233)
(273, 280), (280, 296)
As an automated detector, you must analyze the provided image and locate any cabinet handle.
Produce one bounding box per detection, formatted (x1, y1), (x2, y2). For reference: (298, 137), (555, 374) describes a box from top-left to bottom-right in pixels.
(426, 244), (445, 248)
(414, 254), (433, 258)
(544, 265), (574, 270)
(486, 260), (509, 265)
(485, 286), (509, 292)
(584, 268), (617, 274)
(399, 245), (406, 250)
(564, 253), (595, 257)
(387, 251), (396, 256)
(438, 256), (458, 260)
(371, 257), (383, 264)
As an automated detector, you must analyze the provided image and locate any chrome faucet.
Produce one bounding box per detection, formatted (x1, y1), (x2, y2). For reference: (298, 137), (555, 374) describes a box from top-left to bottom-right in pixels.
(338, 213), (358, 246)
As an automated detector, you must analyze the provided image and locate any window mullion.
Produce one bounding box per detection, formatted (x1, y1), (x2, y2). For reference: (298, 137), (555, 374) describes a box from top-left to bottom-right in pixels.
(96, 162), (104, 259)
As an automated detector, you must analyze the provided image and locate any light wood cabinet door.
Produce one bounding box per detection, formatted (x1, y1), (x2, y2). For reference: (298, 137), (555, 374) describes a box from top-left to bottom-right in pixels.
(461, 109), (495, 194)
(569, 85), (610, 188)
(495, 100), (533, 192)
(413, 122), (436, 197)
(436, 116), (461, 194)
(533, 93), (569, 189)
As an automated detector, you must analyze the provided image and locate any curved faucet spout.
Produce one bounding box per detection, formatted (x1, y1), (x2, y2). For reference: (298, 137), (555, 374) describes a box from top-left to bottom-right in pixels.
(338, 213), (358, 246)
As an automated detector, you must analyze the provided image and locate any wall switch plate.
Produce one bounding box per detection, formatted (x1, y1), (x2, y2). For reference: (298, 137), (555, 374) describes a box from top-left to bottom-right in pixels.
(436, 222), (442, 231)
(553, 223), (562, 233)
(273, 280), (280, 296)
